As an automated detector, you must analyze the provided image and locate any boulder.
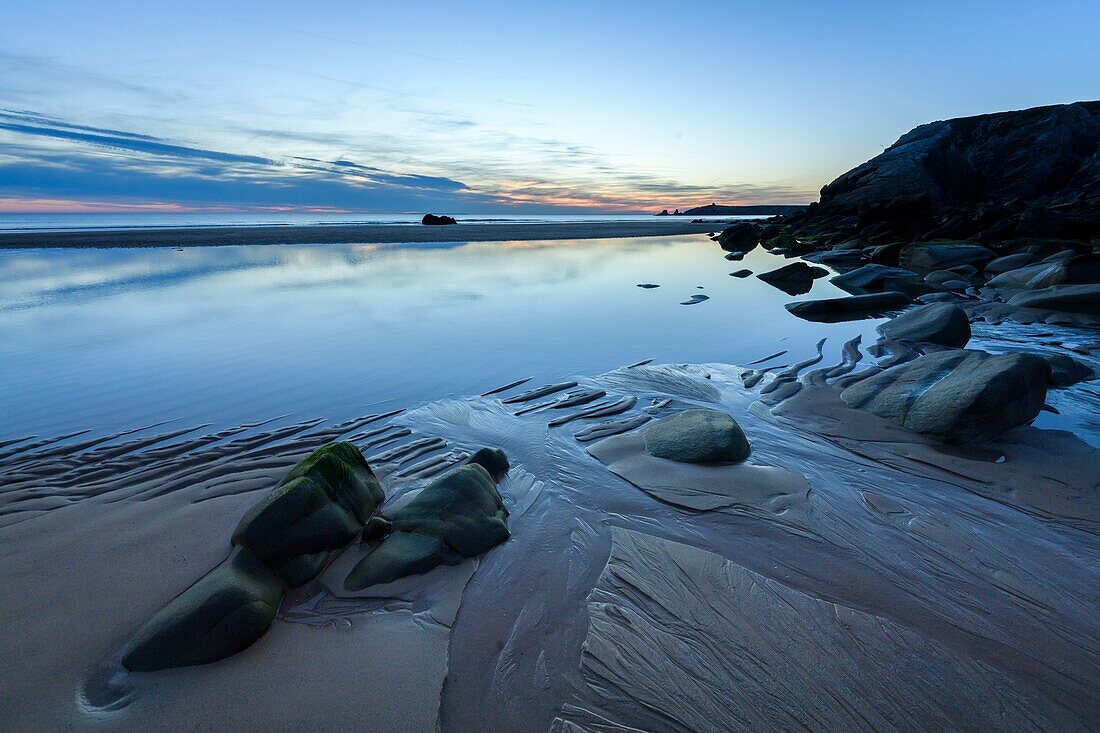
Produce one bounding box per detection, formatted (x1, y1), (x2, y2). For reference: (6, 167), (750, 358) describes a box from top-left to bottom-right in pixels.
(730, 269), (752, 278)
(121, 548), (285, 671)
(924, 270), (971, 290)
(642, 409), (750, 464)
(756, 262), (828, 295)
(986, 261), (1068, 289)
(785, 292), (911, 322)
(985, 253), (1038, 275)
(830, 264), (921, 294)
(879, 303), (971, 347)
(232, 442), (385, 577)
(840, 350), (1051, 443)
(899, 243), (995, 271)
(345, 449), (510, 590)
(716, 222), (760, 252)
(1033, 352), (1095, 387)
(1007, 284), (1100, 314)
(422, 213), (457, 225)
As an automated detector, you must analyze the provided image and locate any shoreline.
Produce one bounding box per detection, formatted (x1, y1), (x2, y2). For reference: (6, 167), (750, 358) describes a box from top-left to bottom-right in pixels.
(0, 220), (719, 248)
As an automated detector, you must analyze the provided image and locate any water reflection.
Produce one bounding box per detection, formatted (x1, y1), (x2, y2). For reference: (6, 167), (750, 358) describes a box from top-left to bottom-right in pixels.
(0, 235), (882, 438)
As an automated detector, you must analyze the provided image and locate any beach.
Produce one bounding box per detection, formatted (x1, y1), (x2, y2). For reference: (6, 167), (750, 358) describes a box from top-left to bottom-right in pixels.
(0, 219), (718, 248)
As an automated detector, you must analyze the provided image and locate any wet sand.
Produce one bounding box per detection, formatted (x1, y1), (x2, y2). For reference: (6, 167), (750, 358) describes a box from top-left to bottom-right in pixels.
(0, 219), (717, 248)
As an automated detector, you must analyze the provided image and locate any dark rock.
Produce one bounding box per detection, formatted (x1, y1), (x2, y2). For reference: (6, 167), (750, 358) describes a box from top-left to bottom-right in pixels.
(121, 548), (284, 671)
(924, 270), (971, 291)
(840, 350), (1051, 443)
(986, 262), (1068, 289)
(680, 294), (710, 305)
(985, 253), (1038, 275)
(232, 443), (384, 576)
(830, 264), (921, 294)
(868, 242), (906, 264)
(716, 222), (760, 252)
(656, 209), (670, 216)
(779, 102), (1100, 243)
(1007, 284), (1100, 314)
(899, 243), (995, 271)
(785, 292), (911, 322)
(917, 292), (959, 303)
(879, 303), (971, 347)
(724, 251), (745, 261)
(422, 213), (457, 225)
(803, 249), (864, 265)
(730, 269), (752, 278)
(642, 409), (750, 464)
(756, 262), (827, 296)
(636, 283), (660, 289)
(1033, 352), (1095, 387)
(345, 453), (510, 590)
(361, 515), (392, 543)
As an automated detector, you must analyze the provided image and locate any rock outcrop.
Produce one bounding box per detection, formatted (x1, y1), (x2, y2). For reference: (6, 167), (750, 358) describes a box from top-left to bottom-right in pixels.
(715, 222), (760, 252)
(840, 350), (1051, 443)
(782, 101), (1100, 243)
(756, 262), (828, 295)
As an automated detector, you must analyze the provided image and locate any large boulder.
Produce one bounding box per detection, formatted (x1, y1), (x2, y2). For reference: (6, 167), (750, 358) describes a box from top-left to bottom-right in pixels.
(345, 449), (510, 590)
(840, 350), (1051, 443)
(121, 548), (285, 671)
(232, 442), (385, 580)
(879, 303), (971, 347)
(1007, 284), (1100, 314)
(715, 222), (760, 252)
(785, 292), (911, 322)
(830, 264), (921, 294)
(899, 243), (995, 271)
(756, 262), (828, 296)
(642, 409), (751, 464)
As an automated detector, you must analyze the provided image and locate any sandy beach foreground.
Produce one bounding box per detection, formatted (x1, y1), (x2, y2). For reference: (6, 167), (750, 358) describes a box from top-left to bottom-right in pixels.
(0, 219), (719, 248)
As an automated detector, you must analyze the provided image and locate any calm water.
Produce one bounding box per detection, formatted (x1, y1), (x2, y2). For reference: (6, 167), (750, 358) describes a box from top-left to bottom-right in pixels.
(1, 234), (877, 439)
(0, 212), (760, 233)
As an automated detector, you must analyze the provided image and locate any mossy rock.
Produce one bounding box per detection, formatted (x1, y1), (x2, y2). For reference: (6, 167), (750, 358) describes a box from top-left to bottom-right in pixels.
(232, 475), (362, 566)
(642, 409), (751, 464)
(232, 442), (386, 584)
(121, 548), (284, 672)
(278, 441), (384, 523)
(345, 453), (510, 591)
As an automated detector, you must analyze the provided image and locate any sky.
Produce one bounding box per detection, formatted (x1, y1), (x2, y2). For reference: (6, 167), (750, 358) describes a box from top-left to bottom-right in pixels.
(1, 0), (1097, 214)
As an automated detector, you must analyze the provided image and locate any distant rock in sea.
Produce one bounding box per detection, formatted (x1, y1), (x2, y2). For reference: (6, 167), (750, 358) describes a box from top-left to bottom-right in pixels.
(422, 213), (457, 225)
(671, 203), (808, 216)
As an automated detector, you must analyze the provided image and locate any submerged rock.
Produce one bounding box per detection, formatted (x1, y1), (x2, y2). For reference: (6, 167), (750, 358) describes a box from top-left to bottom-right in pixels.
(422, 213), (457, 225)
(785, 292), (911, 322)
(840, 350), (1051, 443)
(1007, 284), (1100, 314)
(642, 409), (750, 464)
(879, 303), (971, 347)
(345, 449), (510, 590)
(121, 548), (284, 671)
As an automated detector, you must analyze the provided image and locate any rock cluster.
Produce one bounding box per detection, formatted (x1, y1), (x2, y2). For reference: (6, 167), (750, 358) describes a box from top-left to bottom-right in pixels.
(121, 443), (509, 671)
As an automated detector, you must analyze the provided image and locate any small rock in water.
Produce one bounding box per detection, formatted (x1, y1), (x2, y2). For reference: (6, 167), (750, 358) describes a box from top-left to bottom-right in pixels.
(642, 409), (751, 464)
(680, 294), (710, 305)
(637, 283), (660, 289)
(730, 269), (752, 278)
(421, 213), (457, 225)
